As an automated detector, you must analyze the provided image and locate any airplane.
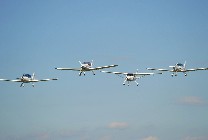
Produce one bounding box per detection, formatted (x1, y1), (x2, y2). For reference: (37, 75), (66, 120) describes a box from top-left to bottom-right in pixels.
(101, 69), (162, 86)
(55, 60), (118, 76)
(147, 61), (208, 77)
(0, 73), (58, 87)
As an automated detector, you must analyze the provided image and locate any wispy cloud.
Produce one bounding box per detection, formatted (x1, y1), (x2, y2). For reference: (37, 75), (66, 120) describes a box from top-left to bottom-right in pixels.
(178, 96), (205, 105)
(108, 122), (129, 129)
(142, 136), (159, 140)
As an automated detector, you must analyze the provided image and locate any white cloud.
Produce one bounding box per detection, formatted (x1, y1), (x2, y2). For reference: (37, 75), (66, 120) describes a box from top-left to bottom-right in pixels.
(179, 96), (205, 105)
(142, 136), (159, 140)
(108, 122), (129, 129)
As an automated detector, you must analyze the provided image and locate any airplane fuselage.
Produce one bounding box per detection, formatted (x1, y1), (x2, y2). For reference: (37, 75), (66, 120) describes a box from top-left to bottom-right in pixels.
(81, 65), (91, 71)
(173, 64), (186, 72)
(20, 74), (33, 83)
(171, 63), (187, 76)
(126, 75), (137, 81)
(79, 62), (95, 76)
(80, 62), (92, 71)
(123, 73), (139, 86)
(21, 77), (31, 83)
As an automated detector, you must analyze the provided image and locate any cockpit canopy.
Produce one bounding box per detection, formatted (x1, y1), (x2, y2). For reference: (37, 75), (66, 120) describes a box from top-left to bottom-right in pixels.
(23, 74), (31, 78)
(83, 62), (92, 66)
(176, 63), (183, 67)
(127, 73), (134, 76)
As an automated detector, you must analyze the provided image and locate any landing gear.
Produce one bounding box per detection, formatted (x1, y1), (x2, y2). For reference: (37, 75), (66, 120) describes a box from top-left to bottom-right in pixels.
(185, 73), (187, 76)
(92, 71), (95, 75)
(171, 73), (177, 77)
(127, 81), (130, 86)
(123, 79), (127, 86)
(20, 83), (24, 87)
(79, 71), (85, 76)
(135, 81), (139, 86)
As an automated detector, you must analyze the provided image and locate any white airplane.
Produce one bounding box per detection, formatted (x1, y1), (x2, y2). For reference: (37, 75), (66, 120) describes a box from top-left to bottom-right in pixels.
(101, 70), (162, 86)
(0, 73), (58, 87)
(55, 60), (118, 76)
(147, 61), (208, 77)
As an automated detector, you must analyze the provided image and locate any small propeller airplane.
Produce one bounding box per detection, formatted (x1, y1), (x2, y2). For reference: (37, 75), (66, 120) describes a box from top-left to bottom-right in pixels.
(147, 61), (208, 77)
(101, 69), (162, 86)
(55, 60), (118, 76)
(0, 73), (58, 87)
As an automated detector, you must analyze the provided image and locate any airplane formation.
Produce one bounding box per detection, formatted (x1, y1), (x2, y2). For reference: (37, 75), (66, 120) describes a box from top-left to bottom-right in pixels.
(0, 61), (208, 87)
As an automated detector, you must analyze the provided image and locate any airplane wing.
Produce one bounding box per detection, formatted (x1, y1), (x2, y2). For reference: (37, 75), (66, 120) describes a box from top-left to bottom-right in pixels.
(133, 72), (161, 76)
(186, 67), (208, 71)
(31, 78), (58, 82)
(186, 69), (197, 72)
(147, 68), (170, 71)
(0, 79), (22, 82)
(196, 68), (208, 70)
(89, 65), (118, 70)
(101, 71), (162, 76)
(55, 68), (81, 71)
(101, 71), (128, 75)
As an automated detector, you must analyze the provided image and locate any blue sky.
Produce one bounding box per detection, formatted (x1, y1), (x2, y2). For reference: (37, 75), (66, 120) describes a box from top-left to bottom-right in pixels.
(0, 0), (208, 140)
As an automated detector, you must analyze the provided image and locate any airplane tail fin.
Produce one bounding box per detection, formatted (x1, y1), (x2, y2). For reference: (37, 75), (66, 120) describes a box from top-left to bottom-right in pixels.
(32, 73), (35, 80)
(91, 60), (94, 67)
(184, 61), (186, 68)
(136, 69), (139, 73)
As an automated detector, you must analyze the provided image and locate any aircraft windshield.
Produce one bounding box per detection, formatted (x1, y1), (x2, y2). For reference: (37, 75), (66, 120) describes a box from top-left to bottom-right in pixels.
(127, 73), (134, 76)
(23, 74), (31, 78)
(83, 62), (91, 66)
(176, 63), (183, 66)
